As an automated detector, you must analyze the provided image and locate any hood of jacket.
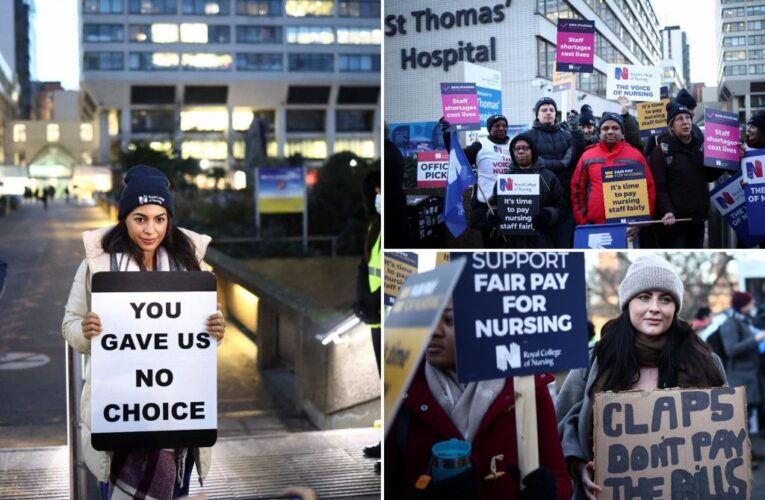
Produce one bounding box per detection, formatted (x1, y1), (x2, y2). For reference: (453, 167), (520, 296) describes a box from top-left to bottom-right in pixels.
(509, 132), (540, 165)
(509, 156), (545, 174)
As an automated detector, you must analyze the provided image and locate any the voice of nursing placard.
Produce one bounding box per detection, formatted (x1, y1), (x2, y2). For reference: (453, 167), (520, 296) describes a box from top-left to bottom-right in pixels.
(90, 272), (218, 450)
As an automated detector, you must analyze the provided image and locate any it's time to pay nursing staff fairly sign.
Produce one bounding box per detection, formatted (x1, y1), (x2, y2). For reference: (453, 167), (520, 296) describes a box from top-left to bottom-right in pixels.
(91, 272), (218, 450)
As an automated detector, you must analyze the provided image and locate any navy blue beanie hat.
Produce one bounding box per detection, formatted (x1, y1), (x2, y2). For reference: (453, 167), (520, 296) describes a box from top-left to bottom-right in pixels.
(599, 112), (624, 132)
(118, 165), (175, 220)
(486, 114), (508, 133)
(534, 97), (558, 116)
(579, 104), (597, 126)
(675, 89), (697, 110)
(748, 111), (765, 130)
(666, 101), (692, 125)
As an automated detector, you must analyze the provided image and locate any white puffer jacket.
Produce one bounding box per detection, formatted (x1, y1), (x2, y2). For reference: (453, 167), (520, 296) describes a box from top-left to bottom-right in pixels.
(61, 225), (213, 484)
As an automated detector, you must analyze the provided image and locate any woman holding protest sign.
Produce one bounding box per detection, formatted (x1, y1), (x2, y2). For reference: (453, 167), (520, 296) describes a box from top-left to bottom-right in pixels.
(555, 255), (726, 500)
(648, 102), (725, 248)
(385, 300), (573, 500)
(62, 165), (225, 499)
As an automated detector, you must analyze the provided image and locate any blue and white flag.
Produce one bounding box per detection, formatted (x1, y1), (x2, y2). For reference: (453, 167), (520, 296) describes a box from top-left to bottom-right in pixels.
(444, 131), (477, 237)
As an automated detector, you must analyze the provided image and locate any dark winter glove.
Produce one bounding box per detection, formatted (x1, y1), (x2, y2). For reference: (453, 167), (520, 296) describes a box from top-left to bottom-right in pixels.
(438, 117), (452, 134)
(567, 110), (580, 131)
(518, 466), (557, 500)
(531, 209), (551, 229)
(411, 466), (480, 500)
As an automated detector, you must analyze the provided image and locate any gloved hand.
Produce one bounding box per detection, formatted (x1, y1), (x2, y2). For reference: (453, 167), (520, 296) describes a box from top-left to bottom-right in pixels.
(438, 117), (452, 134)
(567, 110), (580, 131)
(518, 466), (557, 500)
(531, 209), (551, 229)
(411, 467), (480, 500)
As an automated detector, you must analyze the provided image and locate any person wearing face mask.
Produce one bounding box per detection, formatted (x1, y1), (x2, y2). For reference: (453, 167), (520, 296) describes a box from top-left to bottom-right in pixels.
(570, 113), (656, 238)
(648, 102), (725, 248)
(438, 114), (512, 248)
(385, 300), (573, 499)
(353, 169), (382, 471)
(555, 255), (727, 500)
(719, 292), (765, 440)
(524, 97), (585, 248)
(487, 133), (569, 248)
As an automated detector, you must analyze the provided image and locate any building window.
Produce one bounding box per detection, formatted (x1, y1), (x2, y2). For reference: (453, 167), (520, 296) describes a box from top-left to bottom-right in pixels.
(286, 27), (334, 45)
(336, 110), (374, 132)
(108, 110), (120, 135)
(748, 5), (765, 16)
(128, 0), (177, 14)
(286, 109), (324, 132)
(129, 52), (180, 70)
(47, 124), (60, 142)
(536, 0), (582, 22)
(236, 26), (282, 43)
(595, 31), (629, 65)
(751, 35), (765, 46)
(334, 138), (375, 158)
(84, 51), (124, 70)
(236, 0), (281, 15)
(284, 139), (327, 159)
(751, 50), (765, 60)
(235, 53), (283, 71)
(338, 0), (379, 18)
(750, 20), (765, 32)
(13, 124), (26, 143)
(724, 36), (747, 47)
(722, 0), (744, 3)
(181, 140), (228, 159)
(285, 0), (333, 16)
(83, 0), (123, 14)
(724, 50), (747, 61)
(288, 54), (333, 72)
(182, 0), (231, 14)
(750, 64), (765, 75)
(723, 7), (745, 17)
(724, 65), (747, 76)
(80, 123), (94, 142)
(180, 108), (228, 131)
(131, 110), (175, 132)
(577, 70), (607, 97)
(724, 22), (746, 33)
(83, 24), (125, 42)
(206, 25), (231, 43)
(176, 23), (230, 43)
(336, 27), (381, 45)
(233, 139), (277, 159)
(338, 54), (380, 72)
(181, 53), (233, 70)
(536, 37), (555, 79)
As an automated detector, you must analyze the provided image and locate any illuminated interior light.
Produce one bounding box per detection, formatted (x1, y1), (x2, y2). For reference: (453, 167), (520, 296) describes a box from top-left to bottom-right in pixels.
(181, 23), (208, 43)
(204, 2), (220, 14)
(233, 170), (247, 190)
(150, 24), (179, 44)
(152, 52), (180, 67)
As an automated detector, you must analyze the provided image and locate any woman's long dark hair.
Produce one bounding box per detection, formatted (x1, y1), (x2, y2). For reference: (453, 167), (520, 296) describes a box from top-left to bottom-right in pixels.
(101, 219), (201, 271)
(589, 310), (725, 397)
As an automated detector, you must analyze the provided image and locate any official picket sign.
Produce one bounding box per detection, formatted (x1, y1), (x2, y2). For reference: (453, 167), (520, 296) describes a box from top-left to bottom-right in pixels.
(742, 148), (765, 236)
(710, 172), (765, 247)
(384, 258), (467, 437)
(383, 252), (419, 306)
(573, 223), (630, 249)
(704, 109), (741, 171)
(605, 64), (662, 102)
(440, 82), (480, 131)
(416, 150), (449, 188)
(451, 252), (588, 382)
(593, 387), (751, 499)
(637, 86), (669, 138)
(496, 174), (540, 235)
(601, 164), (651, 222)
(555, 19), (595, 73)
(91, 272), (218, 450)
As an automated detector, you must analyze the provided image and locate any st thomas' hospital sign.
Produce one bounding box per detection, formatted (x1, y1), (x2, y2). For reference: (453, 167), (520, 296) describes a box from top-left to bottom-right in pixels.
(385, 1), (513, 72)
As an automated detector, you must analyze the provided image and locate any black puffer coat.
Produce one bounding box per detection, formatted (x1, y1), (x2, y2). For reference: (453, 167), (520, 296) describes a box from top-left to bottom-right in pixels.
(524, 120), (584, 195)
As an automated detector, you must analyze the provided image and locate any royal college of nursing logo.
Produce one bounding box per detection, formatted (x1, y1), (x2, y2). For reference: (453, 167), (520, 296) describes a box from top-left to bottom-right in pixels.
(614, 67), (629, 80)
(138, 194), (165, 205)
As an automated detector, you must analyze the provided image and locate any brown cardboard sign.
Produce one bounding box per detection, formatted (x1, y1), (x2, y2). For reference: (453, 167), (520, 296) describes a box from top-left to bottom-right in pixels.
(593, 387), (751, 499)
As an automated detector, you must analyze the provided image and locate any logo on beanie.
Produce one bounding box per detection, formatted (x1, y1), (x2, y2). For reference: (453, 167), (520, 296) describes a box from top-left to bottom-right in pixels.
(138, 194), (166, 205)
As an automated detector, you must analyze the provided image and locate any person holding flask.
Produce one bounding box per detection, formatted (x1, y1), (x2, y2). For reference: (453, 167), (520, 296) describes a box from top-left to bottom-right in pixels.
(384, 300), (572, 499)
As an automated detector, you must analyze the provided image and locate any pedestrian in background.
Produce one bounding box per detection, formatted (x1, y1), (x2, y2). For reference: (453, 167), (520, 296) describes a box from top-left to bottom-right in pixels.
(691, 306), (712, 333)
(556, 255), (726, 499)
(62, 165), (226, 499)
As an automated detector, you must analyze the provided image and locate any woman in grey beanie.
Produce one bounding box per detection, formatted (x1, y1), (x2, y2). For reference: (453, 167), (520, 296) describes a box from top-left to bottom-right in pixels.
(554, 254), (726, 499)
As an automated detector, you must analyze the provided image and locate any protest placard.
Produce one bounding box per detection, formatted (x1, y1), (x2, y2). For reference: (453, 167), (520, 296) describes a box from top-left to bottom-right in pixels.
(384, 252), (419, 306)
(637, 86), (669, 138)
(440, 82), (481, 131)
(606, 64), (662, 102)
(384, 258), (467, 437)
(496, 174), (540, 235)
(553, 70), (576, 93)
(573, 223), (630, 249)
(742, 148), (765, 235)
(91, 272), (218, 450)
(464, 62), (502, 126)
(711, 172), (765, 247)
(388, 121), (444, 158)
(601, 165), (651, 222)
(705, 109), (741, 171)
(416, 151), (449, 188)
(593, 387), (751, 499)
(451, 252), (588, 383)
(556, 19), (595, 73)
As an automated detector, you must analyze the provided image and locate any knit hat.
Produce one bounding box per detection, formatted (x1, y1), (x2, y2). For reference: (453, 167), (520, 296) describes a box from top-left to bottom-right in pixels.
(666, 101), (692, 125)
(675, 89), (697, 110)
(731, 291), (753, 311)
(509, 133), (539, 166)
(618, 255), (684, 311)
(534, 97), (558, 116)
(599, 112), (624, 132)
(118, 165), (175, 220)
(579, 104), (597, 127)
(748, 111), (765, 131)
(486, 114), (508, 133)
